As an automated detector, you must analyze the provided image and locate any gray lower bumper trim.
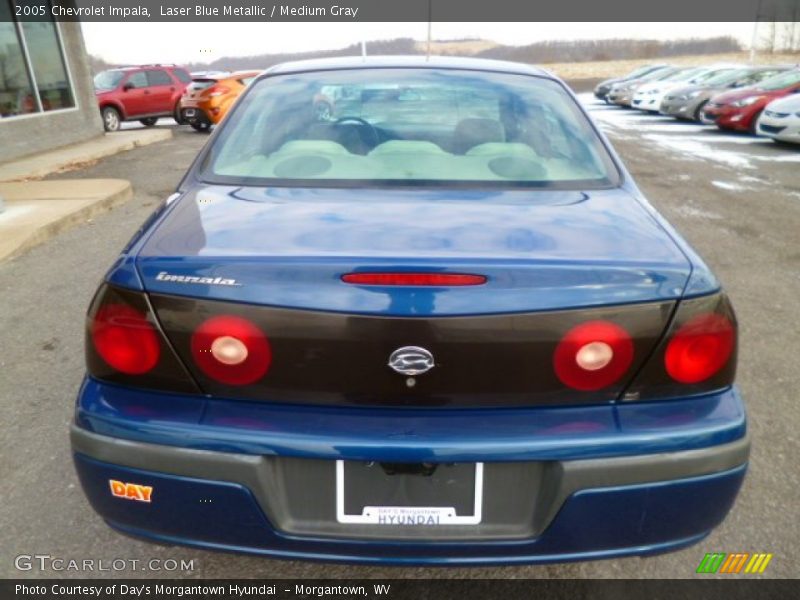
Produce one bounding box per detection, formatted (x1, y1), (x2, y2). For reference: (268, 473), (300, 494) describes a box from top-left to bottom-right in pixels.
(71, 423), (749, 540)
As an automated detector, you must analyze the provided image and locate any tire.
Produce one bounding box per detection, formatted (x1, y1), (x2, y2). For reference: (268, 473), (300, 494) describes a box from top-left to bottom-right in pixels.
(174, 103), (185, 125)
(190, 121), (211, 133)
(693, 100), (708, 122)
(101, 106), (121, 132)
(139, 117), (158, 127)
(748, 111), (762, 135)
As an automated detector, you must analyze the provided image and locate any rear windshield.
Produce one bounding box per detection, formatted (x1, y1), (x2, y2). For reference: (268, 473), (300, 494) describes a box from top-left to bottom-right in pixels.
(200, 68), (620, 189)
(189, 78), (217, 91)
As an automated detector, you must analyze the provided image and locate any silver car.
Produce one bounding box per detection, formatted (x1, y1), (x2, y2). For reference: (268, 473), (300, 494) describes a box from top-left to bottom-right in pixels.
(660, 66), (789, 121)
(606, 65), (678, 107)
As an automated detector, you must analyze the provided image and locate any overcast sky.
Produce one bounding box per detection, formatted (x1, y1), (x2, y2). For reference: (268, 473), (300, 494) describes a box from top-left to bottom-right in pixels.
(81, 22), (756, 64)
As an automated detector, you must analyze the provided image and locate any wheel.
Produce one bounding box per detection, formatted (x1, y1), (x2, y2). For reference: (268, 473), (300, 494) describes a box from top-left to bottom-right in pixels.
(139, 117), (158, 127)
(692, 100), (708, 122)
(190, 121), (211, 133)
(101, 106), (121, 132)
(174, 102), (185, 125)
(748, 111), (762, 135)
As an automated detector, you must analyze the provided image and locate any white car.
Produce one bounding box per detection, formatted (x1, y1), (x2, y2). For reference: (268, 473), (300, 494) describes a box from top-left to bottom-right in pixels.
(756, 94), (800, 144)
(632, 65), (742, 113)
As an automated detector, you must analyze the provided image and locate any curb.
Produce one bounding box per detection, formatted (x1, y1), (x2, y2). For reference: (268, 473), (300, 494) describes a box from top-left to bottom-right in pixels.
(0, 180), (133, 263)
(0, 129), (173, 183)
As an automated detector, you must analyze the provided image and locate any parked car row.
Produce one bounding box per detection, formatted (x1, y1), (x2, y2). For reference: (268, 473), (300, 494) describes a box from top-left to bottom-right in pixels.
(93, 64), (260, 132)
(595, 62), (800, 144)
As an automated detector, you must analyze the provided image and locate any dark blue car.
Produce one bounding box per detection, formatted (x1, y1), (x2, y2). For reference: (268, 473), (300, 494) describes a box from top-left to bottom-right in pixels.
(71, 56), (748, 565)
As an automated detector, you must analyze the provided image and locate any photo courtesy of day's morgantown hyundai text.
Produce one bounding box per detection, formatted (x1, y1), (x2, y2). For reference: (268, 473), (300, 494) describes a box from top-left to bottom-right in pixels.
(70, 56), (748, 565)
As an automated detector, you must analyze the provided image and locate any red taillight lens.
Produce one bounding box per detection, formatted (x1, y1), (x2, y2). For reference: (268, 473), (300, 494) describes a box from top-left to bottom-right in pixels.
(191, 315), (272, 385)
(341, 273), (486, 286)
(208, 85), (230, 97)
(91, 304), (160, 375)
(554, 320), (634, 391)
(665, 313), (734, 384)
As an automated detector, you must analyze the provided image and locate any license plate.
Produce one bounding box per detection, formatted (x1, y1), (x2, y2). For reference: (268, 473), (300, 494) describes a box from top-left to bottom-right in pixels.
(335, 461), (483, 525)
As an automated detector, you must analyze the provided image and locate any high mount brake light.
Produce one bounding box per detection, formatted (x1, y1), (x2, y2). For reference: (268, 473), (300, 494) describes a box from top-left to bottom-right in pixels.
(665, 313), (735, 384)
(341, 273), (487, 286)
(91, 304), (160, 375)
(191, 315), (272, 385)
(554, 320), (634, 391)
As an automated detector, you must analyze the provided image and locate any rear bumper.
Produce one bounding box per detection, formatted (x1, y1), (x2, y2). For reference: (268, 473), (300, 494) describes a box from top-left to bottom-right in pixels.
(71, 378), (749, 564)
(180, 107), (211, 125)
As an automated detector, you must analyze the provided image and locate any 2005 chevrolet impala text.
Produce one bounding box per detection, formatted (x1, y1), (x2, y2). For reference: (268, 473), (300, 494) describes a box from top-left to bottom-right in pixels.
(71, 56), (748, 565)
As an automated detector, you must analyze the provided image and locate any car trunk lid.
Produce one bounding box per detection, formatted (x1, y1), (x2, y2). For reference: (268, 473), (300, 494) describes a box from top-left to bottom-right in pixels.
(136, 185), (691, 316)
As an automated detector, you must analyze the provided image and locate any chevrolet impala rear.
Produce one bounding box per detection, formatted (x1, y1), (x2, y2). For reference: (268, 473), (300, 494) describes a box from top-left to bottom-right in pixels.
(71, 56), (748, 565)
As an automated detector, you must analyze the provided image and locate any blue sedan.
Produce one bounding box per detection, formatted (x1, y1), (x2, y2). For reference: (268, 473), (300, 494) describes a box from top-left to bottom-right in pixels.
(71, 56), (748, 565)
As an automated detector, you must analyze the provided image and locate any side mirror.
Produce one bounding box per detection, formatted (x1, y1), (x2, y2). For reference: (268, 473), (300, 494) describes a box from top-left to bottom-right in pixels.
(122, 82), (134, 91)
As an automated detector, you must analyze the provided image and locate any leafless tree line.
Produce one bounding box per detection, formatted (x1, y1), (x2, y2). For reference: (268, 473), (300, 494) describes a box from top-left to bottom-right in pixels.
(88, 35), (764, 75)
(474, 37), (742, 63)
(756, 22), (800, 52)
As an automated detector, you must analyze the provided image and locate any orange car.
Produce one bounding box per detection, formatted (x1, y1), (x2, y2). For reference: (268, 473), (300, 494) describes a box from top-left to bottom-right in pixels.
(179, 70), (261, 131)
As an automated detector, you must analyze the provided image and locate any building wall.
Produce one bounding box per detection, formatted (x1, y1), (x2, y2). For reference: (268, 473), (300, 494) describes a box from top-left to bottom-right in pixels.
(0, 22), (103, 164)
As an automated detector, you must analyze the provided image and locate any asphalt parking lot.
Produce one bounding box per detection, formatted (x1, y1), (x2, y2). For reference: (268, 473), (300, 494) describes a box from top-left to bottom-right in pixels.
(1, 98), (799, 578)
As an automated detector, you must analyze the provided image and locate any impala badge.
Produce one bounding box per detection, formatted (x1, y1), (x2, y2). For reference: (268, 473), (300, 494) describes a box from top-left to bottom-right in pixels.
(388, 346), (435, 376)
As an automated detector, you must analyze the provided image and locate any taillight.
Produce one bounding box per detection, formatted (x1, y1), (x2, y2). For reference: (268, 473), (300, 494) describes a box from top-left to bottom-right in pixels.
(91, 304), (160, 374)
(342, 272), (486, 286)
(621, 293), (737, 402)
(208, 85), (230, 97)
(553, 320), (634, 391)
(190, 315), (272, 385)
(85, 284), (199, 393)
(665, 313), (734, 383)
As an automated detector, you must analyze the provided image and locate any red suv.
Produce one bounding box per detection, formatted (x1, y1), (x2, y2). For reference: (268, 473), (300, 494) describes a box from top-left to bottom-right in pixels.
(93, 65), (192, 131)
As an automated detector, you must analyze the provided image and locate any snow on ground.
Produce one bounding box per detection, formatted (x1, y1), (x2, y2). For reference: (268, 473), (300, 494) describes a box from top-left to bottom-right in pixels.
(640, 134), (755, 170)
(711, 180), (749, 191)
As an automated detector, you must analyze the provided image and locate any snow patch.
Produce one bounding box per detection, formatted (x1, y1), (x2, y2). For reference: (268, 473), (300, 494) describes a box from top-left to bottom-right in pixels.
(711, 180), (747, 191)
(674, 205), (723, 220)
(641, 134), (755, 169)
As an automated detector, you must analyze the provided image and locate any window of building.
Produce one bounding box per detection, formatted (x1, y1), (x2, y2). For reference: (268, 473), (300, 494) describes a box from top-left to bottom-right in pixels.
(0, 0), (76, 118)
(0, 2), (36, 117)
